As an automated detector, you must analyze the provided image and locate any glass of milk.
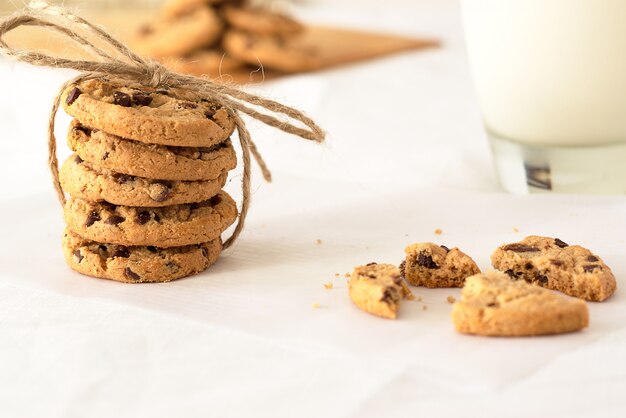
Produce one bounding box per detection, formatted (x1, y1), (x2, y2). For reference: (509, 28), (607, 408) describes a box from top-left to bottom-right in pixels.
(462, 0), (626, 194)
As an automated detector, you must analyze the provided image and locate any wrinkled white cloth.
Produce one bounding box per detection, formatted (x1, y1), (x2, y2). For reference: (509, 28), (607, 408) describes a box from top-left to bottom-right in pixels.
(1, 1), (625, 417)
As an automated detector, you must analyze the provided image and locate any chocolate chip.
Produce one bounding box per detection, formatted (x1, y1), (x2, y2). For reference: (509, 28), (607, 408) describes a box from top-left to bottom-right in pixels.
(551, 259), (564, 267)
(148, 183), (171, 202)
(177, 101), (198, 109)
(204, 110), (216, 119)
(380, 288), (398, 305)
(366, 262), (377, 266)
(74, 155), (83, 164)
(525, 262), (533, 270)
(190, 200), (212, 209)
(504, 269), (520, 280)
(440, 245), (450, 252)
(112, 246), (130, 258)
(486, 302), (497, 307)
(554, 238), (569, 248)
(124, 267), (140, 281)
(583, 264), (601, 273)
(166, 262), (179, 271)
(153, 213), (161, 222)
(73, 124), (92, 135)
(132, 93), (153, 106)
(66, 87), (82, 105)
(113, 91), (131, 107)
(114, 174), (135, 184)
(503, 243), (540, 253)
(105, 215), (125, 225)
(147, 246), (158, 253)
(85, 211), (100, 227)
(416, 251), (438, 269)
(102, 152), (109, 160)
(136, 211), (151, 225)
(139, 24), (153, 36)
(536, 274), (548, 285)
(398, 260), (406, 277)
(73, 249), (83, 263)
(587, 255), (599, 262)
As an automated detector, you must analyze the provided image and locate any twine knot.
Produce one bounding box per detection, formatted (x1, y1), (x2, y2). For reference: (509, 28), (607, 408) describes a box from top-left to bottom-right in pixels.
(0, 2), (326, 249)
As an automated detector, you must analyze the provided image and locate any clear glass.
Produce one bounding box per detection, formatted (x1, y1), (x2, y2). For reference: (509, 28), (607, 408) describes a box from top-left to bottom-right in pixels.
(462, 0), (626, 194)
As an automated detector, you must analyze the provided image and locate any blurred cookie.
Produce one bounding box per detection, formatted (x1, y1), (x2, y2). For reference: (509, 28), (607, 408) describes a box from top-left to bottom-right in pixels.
(161, 0), (228, 19)
(63, 229), (222, 283)
(60, 155), (228, 207)
(452, 271), (589, 337)
(223, 30), (320, 73)
(402, 243), (480, 288)
(348, 262), (413, 319)
(62, 79), (235, 147)
(223, 6), (303, 36)
(167, 50), (243, 77)
(64, 191), (237, 248)
(67, 121), (236, 181)
(135, 7), (224, 58)
(491, 236), (616, 301)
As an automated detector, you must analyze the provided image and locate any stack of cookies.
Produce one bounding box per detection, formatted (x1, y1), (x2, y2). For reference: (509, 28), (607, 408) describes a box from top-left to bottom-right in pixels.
(133, 0), (319, 76)
(58, 79), (239, 283)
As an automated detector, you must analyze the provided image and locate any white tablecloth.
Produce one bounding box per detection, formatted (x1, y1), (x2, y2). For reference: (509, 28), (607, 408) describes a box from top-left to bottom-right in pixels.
(1, 1), (625, 417)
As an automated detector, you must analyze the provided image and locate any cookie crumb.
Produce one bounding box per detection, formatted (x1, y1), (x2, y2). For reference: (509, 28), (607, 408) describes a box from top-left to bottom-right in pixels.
(434, 228), (443, 235)
(334, 273), (340, 277)
(422, 305), (428, 311)
(316, 239), (322, 245)
(323, 282), (333, 290)
(447, 296), (456, 304)
(416, 296), (422, 302)
(311, 303), (321, 309)
(405, 292), (417, 301)
(512, 227), (519, 233)
(344, 272), (350, 278)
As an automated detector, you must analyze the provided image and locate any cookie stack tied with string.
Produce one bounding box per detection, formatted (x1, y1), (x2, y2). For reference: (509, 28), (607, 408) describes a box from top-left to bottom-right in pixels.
(58, 79), (239, 283)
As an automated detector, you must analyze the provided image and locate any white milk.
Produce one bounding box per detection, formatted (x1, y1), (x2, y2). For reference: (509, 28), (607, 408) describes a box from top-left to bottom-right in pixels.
(461, 0), (626, 146)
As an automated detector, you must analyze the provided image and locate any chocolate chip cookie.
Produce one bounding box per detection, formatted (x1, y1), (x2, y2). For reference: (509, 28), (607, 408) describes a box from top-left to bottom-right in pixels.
(60, 155), (228, 207)
(62, 79), (235, 147)
(223, 31), (320, 73)
(348, 263), (413, 319)
(452, 271), (589, 337)
(64, 191), (237, 247)
(491, 236), (616, 302)
(401, 243), (480, 288)
(67, 121), (236, 181)
(134, 7), (224, 58)
(223, 6), (303, 36)
(63, 229), (221, 283)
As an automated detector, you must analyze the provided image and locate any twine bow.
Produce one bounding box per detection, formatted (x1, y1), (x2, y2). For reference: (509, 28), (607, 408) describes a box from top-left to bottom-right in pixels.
(0, 1), (325, 249)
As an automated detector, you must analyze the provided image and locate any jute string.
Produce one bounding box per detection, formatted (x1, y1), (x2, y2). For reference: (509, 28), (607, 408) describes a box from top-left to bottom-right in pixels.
(0, 1), (325, 249)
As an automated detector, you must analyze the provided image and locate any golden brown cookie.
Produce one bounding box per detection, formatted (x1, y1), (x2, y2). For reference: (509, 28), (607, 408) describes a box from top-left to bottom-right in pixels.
(62, 79), (235, 147)
(223, 30), (320, 73)
(63, 229), (221, 283)
(134, 7), (224, 58)
(348, 262), (413, 319)
(491, 236), (616, 302)
(64, 191), (237, 247)
(223, 6), (303, 36)
(452, 271), (589, 337)
(401, 243), (481, 288)
(160, 0), (228, 20)
(67, 121), (236, 181)
(59, 155), (228, 207)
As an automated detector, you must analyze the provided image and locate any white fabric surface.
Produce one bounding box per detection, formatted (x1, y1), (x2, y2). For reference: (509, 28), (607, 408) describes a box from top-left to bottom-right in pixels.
(1, 1), (625, 417)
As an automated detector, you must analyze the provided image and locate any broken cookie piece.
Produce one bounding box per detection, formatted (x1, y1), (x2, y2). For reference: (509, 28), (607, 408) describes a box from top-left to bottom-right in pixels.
(402, 243), (480, 288)
(491, 236), (616, 301)
(452, 271), (589, 337)
(348, 263), (413, 319)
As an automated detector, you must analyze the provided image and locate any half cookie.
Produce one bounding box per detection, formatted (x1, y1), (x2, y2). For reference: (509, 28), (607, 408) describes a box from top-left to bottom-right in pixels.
(348, 263), (413, 319)
(402, 242), (480, 288)
(491, 236), (616, 301)
(452, 271), (589, 337)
